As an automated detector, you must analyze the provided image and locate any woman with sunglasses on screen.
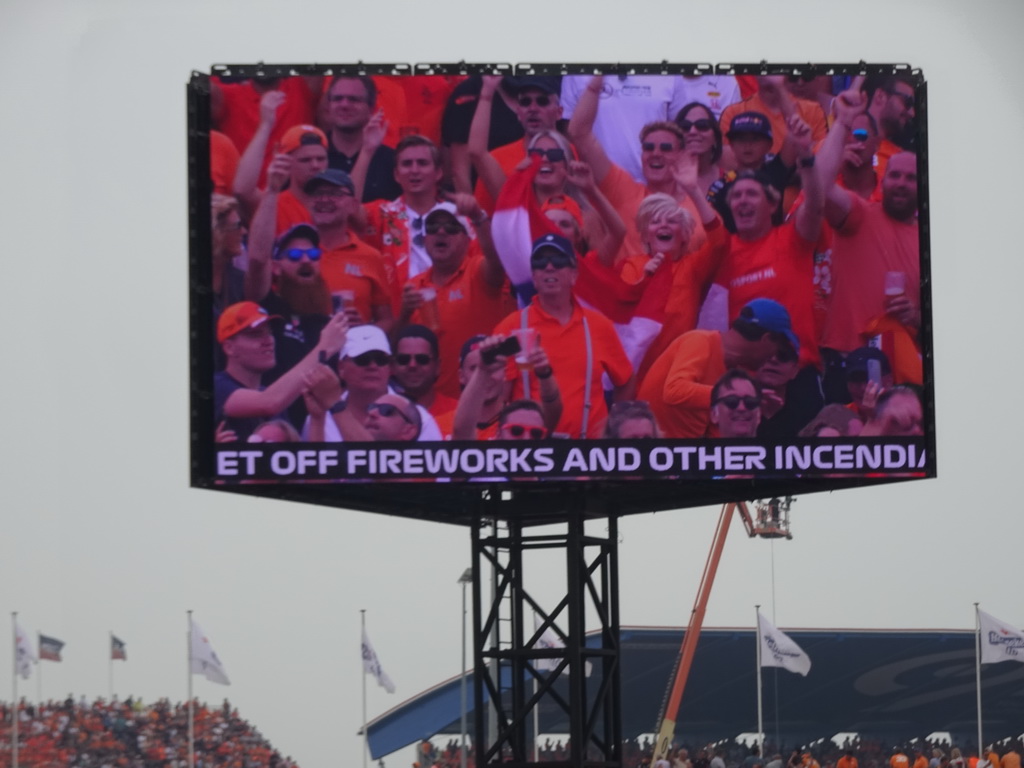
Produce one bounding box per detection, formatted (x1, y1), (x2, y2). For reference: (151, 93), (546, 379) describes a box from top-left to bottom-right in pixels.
(469, 76), (626, 266)
(673, 102), (725, 197)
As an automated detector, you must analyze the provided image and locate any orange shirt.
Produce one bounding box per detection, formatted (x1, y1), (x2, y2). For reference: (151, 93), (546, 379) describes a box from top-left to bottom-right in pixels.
(492, 299), (634, 438)
(373, 75), (463, 147)
(914, 758), (929, 768)
(1000, 752), (1019, 768)
(892, 754), (910, 768)
(625, 217), (729, 376)
(474, 138), (530, 213)
(275, 189), (313, 235)
(720, 93), (829, 156)
(821, 195), (919, 354)
(837, 757), (859, 768)
(598, 163), (707, 264)
(409, 250), (515, 398)
(637, 329), (724, 438)
(210, 130), (241, 195)
(717, 219), (820, 368)
(319, 235), (392, 324)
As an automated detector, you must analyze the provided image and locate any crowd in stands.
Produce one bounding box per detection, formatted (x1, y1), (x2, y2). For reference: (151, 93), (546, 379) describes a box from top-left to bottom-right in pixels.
(0, 696), (298, 768)
(409, 736), (1022, 768)
(208, 71), (925, 456)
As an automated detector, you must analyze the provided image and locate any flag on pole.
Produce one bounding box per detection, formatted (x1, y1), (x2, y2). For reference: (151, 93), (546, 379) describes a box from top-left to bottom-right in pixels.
(190, 619), (230, 685)
(978, 609), (1024, 664)
(757, 612), (811, 676)
(38, 634), (65, 662)
(361, 628), (395, 693)
(111, 635), (127, 661)
(15, 620), (37, 679)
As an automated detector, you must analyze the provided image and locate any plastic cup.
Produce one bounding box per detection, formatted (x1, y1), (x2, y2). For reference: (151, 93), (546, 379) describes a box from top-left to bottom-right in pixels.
(419, 287), (440, 331)
(511, 328), (538, 371)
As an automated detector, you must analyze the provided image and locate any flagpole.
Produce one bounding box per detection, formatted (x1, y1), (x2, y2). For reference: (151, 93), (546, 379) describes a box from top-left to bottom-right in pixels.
(109, 631), (113, 701)
(188, 610), (195, 768)
(755, 606), (763, 753)
(36, 633), (41, 705)
(12, 613), (18, 768)
(975, 603), (983, 758)
(362, 609), (368, 768)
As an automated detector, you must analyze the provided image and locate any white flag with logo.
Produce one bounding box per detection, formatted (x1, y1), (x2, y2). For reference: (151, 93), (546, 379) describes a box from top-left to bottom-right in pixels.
(15, 620), (37, 680)
(190, 619), (231, 685)
(757, 612), (811, 676)
(978, 609), (1024, 665)
(533, 613), (593, 676)
(362, 628), (395, 693)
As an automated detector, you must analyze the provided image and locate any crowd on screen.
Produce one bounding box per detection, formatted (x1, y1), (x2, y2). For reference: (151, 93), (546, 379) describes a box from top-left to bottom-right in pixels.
(411, 737), (1022, 768)
(0, 696), (297, 768)
(208, 71), (925, 450)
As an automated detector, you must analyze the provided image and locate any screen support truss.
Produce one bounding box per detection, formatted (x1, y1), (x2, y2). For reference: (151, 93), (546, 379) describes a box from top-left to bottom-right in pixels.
(471, 511), (622, 768)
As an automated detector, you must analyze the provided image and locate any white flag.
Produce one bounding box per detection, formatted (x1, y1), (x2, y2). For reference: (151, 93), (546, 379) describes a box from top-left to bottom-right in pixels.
(757, 612), (811, 677)
(978, 609), (1024, 665)
(15, 620), (37, 680)
(532, 613), (593, 676)
(362, 628), (395, 693)
(190, 619), (231, 685)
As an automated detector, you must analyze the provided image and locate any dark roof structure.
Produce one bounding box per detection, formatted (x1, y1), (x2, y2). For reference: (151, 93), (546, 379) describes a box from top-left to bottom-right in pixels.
(366, 627), (1024, 759)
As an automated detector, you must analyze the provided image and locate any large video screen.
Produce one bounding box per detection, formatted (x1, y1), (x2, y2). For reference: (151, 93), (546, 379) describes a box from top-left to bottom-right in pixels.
(189, 64), (934, 522)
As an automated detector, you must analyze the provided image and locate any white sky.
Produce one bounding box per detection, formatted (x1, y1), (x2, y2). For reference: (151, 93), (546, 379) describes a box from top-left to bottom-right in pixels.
(2, 1), (1023, 767)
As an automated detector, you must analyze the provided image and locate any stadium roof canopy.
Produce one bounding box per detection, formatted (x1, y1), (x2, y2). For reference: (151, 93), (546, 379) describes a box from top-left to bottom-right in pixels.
(366, 627), (1024, 759)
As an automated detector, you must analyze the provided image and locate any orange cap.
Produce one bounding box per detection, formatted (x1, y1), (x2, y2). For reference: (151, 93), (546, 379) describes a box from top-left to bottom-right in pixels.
(217, 302), (279, 343)
(279, 124), (327, 154)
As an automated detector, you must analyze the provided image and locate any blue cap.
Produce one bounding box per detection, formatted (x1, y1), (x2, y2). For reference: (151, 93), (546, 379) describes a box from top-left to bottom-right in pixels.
(304, 168), (355, 196)
(738, 298), (799, 351)
(530, 233), (577, 265)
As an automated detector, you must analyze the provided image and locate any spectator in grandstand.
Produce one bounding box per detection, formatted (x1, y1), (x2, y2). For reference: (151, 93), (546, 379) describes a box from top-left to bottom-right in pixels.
(637, 298), (795, 438)
(398, 203), (513, 399)
(560, 74), (692, 183)
(390, 325), (457, 421)
(1000, 743), (1020, 768)
(892, 747), (911, 768)
(674, 747), (694, 768)
(214, 302), (349, 442)
(709, 369), (762, 438)
(712, 108), (826, 374)
(233, 93), (329, 231)
(859, 385), (924, 437)
(603, 400), (660, 439)
(719, 75), (829, 157)
(755, 334), (823, 439)
(470, 75), (564, 211)
(837, 749), (860, 768)
(359, 132), (469, 290)
(949, 747), (966, 768)
(302, 324), (442, 442)
(814, 88), (921, 397)
(452, 334), (561, 441)
(745, 745), (765, 768)
(863, 74), (917, 179)
(323, 75), (401, 203)
(914, 747), (930, 768)
(674, 101), (724, 195)
(492, 233), (635, 438)
(569, 75), (708, 261)
(301, 169), (394, 332)
(211, 193), (247, 315)
(470, 77), (628, 266)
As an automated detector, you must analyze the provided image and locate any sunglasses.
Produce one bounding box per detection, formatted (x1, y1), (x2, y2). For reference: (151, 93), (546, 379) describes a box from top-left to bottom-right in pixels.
(530, 251), (575, 270)
(642, 141), (677, 153)
(678, 118), (715, 132)
(351, 351), (390, 367)
(517, 94), (552, 108)
(410, 215), (426, 248)
(714, 395), (761, 411)
(528, 147), (567, 163)
(425, 223), (465, 236)
(395, 353), (432, 366)
(277, 247), (322, 262)
(851, 128), (870, 142)
(886, 90), (915, 109)
(367, 402), (415, 424)
(773, 346), (799, 363)
(502, 423), (547, 439)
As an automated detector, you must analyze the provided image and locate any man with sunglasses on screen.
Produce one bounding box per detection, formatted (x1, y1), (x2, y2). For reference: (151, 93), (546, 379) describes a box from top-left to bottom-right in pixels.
(399, 206), (512, 400)
(471, 76), (563, 212)
(637, 298), (795, 439)
(302, 324), (442, 443)
(568, 75), (709, 262)
(390, 325), (457, 426)
(709, 370), (763, 439)
(753, 334), (823, 440)
(864, 74), (917, 182)
(491, 234), (635, 439)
